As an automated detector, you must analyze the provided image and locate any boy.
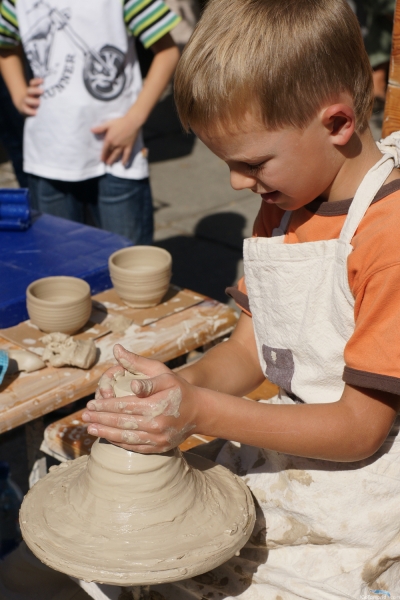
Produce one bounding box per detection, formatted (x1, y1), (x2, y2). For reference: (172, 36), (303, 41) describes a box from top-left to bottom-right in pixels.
(83, 0), (400, 597)
(0, 0), (181, 243)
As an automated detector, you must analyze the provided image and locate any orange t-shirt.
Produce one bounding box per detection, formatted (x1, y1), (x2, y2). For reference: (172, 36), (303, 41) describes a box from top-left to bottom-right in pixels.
(227, 180), (400, 395)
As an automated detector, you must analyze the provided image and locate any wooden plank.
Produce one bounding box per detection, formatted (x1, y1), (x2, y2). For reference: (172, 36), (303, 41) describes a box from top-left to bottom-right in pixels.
(382, 0), (400, 137)
(382, 85), (400, 136)
(93, 286), (206, 327)
(0, 299), (238, 433)
(246, 378), (278, 401)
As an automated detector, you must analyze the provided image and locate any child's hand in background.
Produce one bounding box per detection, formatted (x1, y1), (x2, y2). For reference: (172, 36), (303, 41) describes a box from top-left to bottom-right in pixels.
(91, 112), (141, 167)
(17, 77), (43, 116)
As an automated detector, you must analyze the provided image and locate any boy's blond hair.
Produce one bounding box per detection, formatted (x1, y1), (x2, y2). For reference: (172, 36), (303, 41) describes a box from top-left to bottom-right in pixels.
(174, 0), (373, 133)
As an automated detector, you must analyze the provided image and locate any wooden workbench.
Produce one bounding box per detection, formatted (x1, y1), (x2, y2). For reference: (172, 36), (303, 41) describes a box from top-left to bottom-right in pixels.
(0, 295), (238, 434)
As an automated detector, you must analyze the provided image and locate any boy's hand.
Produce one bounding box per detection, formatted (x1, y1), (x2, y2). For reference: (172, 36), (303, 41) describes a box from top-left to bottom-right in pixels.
(82, 344), (198, 453)
(91, 114), (141, 167)
(17, 78), (43, 116)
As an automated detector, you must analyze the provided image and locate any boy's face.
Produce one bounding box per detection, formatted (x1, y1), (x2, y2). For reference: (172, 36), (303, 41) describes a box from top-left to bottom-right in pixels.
(195, 111), (344, 211)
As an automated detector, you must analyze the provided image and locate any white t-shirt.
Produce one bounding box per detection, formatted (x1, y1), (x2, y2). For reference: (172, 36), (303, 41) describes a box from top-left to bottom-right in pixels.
(0, 0), (180, 181)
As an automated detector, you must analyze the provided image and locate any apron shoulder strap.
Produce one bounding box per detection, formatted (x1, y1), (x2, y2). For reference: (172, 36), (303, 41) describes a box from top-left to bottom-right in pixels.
(339, 153), (395, 244)
(272, 210), (292, 237)
(268, 135), (400, 244)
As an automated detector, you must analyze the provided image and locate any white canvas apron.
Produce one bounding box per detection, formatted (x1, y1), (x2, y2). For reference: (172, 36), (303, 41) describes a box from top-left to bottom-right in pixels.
(148, 149), (400, 600)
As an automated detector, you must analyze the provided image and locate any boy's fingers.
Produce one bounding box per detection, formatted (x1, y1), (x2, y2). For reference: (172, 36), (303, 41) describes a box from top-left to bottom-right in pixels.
(94, 364), (125, 400)
(27, 87), (43, 96)
(82, 411), (142, 430)
(85, 393), (171, 416)
(105, 147), (123, 165)
(82, 411), (170, 437)
(113, 344), (171, 379)
(91, 122), (109, 135)
(100, 138), (112, 162)
(92, 345), (174, 405)
(22, 105), (38, 116)
(122, 144), (132, 166)
(100, 137), (119, 162)
(29, 77), (44, 86)
(25, 97), (41, 107)
(129, 372), (177, 399)
(113, 344), (140, 373)
(86, 423), (159, 449)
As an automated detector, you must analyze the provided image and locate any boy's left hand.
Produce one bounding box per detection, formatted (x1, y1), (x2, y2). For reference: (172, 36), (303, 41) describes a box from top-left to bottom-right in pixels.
(91, 114), (140, 166)
(82, 345), (198, 454)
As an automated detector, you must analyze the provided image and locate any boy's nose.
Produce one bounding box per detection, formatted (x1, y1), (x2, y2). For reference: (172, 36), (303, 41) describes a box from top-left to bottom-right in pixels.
(230, 170), (256, 191)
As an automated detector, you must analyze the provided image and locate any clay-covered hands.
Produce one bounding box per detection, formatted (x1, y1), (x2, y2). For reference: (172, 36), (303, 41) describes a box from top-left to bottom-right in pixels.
(91, 113), (141, 166)
(82, 344), (198, 453)
(17, 78), (44, 116)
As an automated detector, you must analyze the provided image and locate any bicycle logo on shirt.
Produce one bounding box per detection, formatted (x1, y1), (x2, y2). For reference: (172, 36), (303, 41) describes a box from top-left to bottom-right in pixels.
(23, 0), (127, 101)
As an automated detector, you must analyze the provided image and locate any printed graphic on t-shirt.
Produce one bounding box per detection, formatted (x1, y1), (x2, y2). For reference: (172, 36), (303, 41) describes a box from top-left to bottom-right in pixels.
(23, 0), (126, 101)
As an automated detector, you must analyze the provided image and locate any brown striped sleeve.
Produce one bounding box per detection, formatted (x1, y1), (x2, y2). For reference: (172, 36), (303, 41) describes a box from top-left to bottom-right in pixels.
(343, 367), (400, 396)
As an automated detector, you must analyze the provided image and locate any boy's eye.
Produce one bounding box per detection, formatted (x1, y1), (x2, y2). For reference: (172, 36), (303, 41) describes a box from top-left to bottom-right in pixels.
(246, 162), (264, 174)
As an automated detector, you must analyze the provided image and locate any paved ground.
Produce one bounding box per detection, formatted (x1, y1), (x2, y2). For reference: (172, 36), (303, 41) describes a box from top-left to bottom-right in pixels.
(0, 95), (384, 493)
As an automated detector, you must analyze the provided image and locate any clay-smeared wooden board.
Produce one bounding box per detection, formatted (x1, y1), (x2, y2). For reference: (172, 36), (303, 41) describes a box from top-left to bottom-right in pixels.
(0, 305), (111, 352)
(93, 285), (206, 326)
(0, 299), (239, 432)
(0, 286), (206, 354)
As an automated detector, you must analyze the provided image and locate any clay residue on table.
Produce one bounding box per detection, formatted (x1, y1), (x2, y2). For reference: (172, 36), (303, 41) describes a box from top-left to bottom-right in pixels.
(41, 333), (97, 369)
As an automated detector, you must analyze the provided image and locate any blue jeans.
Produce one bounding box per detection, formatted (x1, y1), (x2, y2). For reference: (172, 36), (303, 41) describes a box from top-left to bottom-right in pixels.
(28, 174), (154, 244)
(0, 75), (27, 188)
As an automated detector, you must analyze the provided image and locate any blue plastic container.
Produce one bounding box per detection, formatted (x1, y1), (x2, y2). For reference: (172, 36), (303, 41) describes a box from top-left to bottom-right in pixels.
(0, 188), (31, 231)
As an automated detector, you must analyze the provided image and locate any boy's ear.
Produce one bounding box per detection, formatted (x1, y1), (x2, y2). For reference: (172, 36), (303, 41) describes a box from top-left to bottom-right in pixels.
(320, 104), (355, 146)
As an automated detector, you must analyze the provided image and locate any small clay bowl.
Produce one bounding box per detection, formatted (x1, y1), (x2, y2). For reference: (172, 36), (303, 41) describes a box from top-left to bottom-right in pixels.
(26, 276), (91, 334)
(109, 246), (172, 308)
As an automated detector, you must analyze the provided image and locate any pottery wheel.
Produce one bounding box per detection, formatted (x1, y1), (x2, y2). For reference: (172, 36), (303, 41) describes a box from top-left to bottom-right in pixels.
(20, 439), (255, 585)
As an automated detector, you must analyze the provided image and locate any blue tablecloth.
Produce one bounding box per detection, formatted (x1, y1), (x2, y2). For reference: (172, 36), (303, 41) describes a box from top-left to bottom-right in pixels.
(0, 213), (131, 328)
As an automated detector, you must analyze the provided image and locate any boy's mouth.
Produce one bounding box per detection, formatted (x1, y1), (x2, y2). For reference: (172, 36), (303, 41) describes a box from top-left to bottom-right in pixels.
(261, 191), (279, 204)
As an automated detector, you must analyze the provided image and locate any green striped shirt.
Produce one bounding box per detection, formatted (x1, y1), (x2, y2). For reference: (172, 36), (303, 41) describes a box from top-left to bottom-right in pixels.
(0, 0), (181, 49)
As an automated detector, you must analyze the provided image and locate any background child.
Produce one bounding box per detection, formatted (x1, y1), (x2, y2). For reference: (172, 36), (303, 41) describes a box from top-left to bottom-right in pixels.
(0, 0), (181, 243)
(84, 0), (400, 597)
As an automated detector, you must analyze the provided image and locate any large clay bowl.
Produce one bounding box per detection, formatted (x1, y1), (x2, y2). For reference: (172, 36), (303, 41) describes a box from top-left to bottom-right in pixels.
(26, 276), (91, 334)
(109, 246), (172, 308)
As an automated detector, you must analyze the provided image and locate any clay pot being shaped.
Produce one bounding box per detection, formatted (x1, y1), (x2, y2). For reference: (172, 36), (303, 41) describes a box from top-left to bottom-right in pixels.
(26, 276), (91, 335)
(20, 371), (255, 586)
(109, 246), (172, 308)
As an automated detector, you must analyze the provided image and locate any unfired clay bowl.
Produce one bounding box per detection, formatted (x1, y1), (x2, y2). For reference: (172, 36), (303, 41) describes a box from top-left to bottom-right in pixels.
(109, 246), (172, 308)
(26, 276), (91, 335)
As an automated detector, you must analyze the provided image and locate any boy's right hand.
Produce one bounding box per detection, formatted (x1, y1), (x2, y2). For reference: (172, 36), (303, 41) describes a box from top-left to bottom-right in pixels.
(16, 78), (44, 116)
(82, 344), (200, 454)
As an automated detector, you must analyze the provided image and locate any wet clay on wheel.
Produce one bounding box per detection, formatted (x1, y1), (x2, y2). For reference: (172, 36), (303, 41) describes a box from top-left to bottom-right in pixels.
(20, 371), (255, 585)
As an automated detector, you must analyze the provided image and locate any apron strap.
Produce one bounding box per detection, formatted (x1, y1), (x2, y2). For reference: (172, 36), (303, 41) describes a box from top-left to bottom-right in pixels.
(268, 135), (400, 243)
(272, 210), (292, 237)
(339, 153), (395, 244)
